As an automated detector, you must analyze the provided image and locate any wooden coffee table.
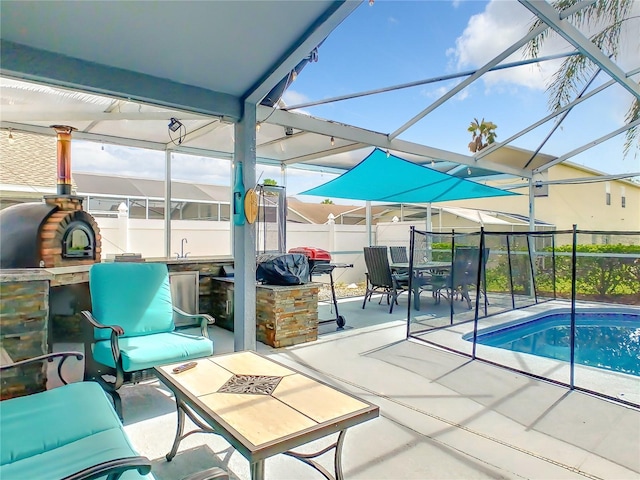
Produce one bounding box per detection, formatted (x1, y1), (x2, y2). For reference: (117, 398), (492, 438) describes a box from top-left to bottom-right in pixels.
(155, 351), (379, 480)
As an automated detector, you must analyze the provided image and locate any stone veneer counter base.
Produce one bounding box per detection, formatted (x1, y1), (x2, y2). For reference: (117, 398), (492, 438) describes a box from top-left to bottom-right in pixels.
(209, 278), (320, 348)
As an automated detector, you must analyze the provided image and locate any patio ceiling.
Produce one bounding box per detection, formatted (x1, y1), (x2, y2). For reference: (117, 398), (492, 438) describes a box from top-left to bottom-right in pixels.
(0, 0), (638, 182)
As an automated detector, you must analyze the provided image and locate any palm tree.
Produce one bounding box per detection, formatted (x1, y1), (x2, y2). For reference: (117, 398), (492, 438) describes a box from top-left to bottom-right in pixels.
(468, 118), (498, 153)
(524, 0), (639, 157)
(321, 199), (334, 204)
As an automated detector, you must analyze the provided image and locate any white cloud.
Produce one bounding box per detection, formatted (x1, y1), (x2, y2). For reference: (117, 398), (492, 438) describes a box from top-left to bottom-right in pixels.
(282, 89), (310, 107)
(421, 81), (470, 101)
(388, 16), (399, 24)
(451, 0), (569, 91)
(451, 0), (640, 93)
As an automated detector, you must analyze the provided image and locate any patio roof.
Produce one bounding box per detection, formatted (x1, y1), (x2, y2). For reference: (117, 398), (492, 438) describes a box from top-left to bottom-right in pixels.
(1, 0), (638, 352)
(3, 1), (637, 181)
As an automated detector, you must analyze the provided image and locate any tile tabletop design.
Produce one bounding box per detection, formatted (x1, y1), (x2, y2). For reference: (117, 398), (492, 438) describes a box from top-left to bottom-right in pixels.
(157, 351), (378, 452)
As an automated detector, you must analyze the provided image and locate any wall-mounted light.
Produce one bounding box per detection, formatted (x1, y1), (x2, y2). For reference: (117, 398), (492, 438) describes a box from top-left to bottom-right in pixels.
(284, 126), (294, 136)
(256, 122), (261, 132)
(467, 167), (472, 176)
(291, 70), (298, 82)
(431, 159), (435, 167)
(386, 149), (390, 158)
(7, 129), (15, 144)
(168, 117), (183, 132)
(168, 117), (187, 145)
(330, 136), (335, 146)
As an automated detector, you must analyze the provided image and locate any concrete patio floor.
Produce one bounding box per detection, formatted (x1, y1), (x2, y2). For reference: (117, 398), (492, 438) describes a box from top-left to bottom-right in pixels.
(56, 294), (639, 479)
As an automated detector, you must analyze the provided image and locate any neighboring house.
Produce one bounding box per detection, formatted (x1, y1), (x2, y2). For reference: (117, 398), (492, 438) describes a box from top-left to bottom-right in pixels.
(445, 162), (640, 232)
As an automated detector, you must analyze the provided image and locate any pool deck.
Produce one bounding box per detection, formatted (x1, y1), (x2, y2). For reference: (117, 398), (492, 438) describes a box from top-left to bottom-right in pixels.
(51, 294), (639, 479)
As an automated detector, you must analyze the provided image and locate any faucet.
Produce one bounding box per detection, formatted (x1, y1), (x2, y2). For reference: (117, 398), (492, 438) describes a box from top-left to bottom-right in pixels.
(175, 238), (190, 259)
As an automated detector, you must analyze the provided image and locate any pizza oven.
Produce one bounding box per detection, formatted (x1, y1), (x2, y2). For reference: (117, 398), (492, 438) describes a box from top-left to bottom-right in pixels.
(0, 126), (101, 269)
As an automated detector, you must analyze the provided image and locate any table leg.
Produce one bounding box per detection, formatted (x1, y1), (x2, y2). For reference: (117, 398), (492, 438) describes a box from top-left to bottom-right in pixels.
(250, 460), (265, 480)
(166, 401), (186, 461)
(283, 429), (347, 480)
(413, 276), (421, 311)
(334, 429), (346, 480)
(166, 397), (218, 461)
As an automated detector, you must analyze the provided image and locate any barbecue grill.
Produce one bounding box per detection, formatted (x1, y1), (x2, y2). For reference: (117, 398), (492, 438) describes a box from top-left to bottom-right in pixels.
(288, 247), (353, 329)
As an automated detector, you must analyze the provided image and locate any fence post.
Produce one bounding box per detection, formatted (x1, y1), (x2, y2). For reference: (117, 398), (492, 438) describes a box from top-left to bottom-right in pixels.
(570, 224), (577, 389)
(327, 213), (336, 256)
(471, 228), (485, 359)
(450, 230), (455, 325)
(117, 202), (129, 253)
(406, 226), (416, 339)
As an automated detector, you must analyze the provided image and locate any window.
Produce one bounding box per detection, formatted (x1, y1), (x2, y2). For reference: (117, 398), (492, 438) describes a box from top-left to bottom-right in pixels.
(87, 196), (123, 217)
(621, 187), (626, 208)
(605, 182), (611, 205)
(622, 196), (626, 208)
(128, 199), (147, 219)
(606, 193), (611, 205)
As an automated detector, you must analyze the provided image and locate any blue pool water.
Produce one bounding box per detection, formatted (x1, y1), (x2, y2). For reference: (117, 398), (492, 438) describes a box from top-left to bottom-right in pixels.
(466, 312), (640, 376)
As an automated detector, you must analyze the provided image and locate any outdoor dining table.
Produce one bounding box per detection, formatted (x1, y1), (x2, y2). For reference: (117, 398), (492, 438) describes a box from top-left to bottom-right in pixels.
(390, 261), (451, 310)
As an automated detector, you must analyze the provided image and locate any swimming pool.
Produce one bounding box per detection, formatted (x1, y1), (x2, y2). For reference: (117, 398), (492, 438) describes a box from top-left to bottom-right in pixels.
(464, 310), (640, 376)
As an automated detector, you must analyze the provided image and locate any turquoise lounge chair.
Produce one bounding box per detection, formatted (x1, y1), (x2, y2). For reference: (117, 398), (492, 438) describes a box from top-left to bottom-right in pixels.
(82, 262), (214, 418)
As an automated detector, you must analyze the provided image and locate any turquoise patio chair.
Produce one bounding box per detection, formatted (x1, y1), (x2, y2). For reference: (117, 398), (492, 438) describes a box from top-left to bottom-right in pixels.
(82, 262), (214, 418)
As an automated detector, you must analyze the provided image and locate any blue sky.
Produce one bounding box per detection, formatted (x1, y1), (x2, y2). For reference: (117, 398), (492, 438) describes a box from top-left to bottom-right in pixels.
(74, 0), (640, 201)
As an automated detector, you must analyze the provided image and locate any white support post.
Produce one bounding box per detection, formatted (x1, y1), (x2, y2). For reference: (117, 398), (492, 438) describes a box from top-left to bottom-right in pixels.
(164, 150), (172, 258)
(233, 102), (257, 352)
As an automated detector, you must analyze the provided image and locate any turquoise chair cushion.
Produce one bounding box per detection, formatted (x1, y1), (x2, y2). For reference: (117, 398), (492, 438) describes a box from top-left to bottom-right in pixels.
(93, 331), (214, 371)
(90, 263), (175, 340)
(0, 381), (151, 479)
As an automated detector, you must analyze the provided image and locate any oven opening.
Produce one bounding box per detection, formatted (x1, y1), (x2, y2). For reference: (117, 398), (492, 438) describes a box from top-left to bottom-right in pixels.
(62, 221), (95, 259)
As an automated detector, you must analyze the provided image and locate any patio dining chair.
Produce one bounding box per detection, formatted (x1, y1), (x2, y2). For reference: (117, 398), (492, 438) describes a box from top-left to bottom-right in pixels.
(389, 246), (409, 264)
(436, 246), (489, 309)
(82, 262), (215, 418)
(362, 246), (410, 313)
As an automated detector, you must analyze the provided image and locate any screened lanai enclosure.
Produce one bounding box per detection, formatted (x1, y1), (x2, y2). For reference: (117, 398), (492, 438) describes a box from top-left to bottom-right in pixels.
(404, 227), (640, 407)
(1, 0), (639, 352)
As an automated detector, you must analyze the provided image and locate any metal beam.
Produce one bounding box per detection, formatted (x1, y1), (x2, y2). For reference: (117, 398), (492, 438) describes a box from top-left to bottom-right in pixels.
(536, 172), (640, 184)
(475, 66), (640, 159)
(281, 142), (367, 165)
(0, 111), (215, 122)
(286, 52), (578, 111)
(1, 40), (242, 121)
(534, 118), (640, 172)
(260, 107), (531, 177)
(519, 0), (640, 100)
(388, 23), (548, 140)
(523, 66), (603, 169)
(85, 99), (126, 133)
(0, 120), (168, 151)
(176, 120), (228, 148)
(244, 1), (361, 104)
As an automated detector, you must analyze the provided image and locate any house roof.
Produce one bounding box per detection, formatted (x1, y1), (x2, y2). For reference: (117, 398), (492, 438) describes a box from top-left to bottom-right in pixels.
(0, 130), (57, 188)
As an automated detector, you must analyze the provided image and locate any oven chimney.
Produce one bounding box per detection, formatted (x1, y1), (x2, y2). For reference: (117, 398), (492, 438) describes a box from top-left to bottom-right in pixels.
(51, 125), (77, 195)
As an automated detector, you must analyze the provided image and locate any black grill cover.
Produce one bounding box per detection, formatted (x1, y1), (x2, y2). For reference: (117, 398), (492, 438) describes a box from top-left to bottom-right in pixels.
(256, 253), (309, 286)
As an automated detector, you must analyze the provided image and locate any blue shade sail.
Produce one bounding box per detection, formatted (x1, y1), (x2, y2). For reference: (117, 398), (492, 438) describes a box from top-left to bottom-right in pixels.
(299, 148), (518, 203)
